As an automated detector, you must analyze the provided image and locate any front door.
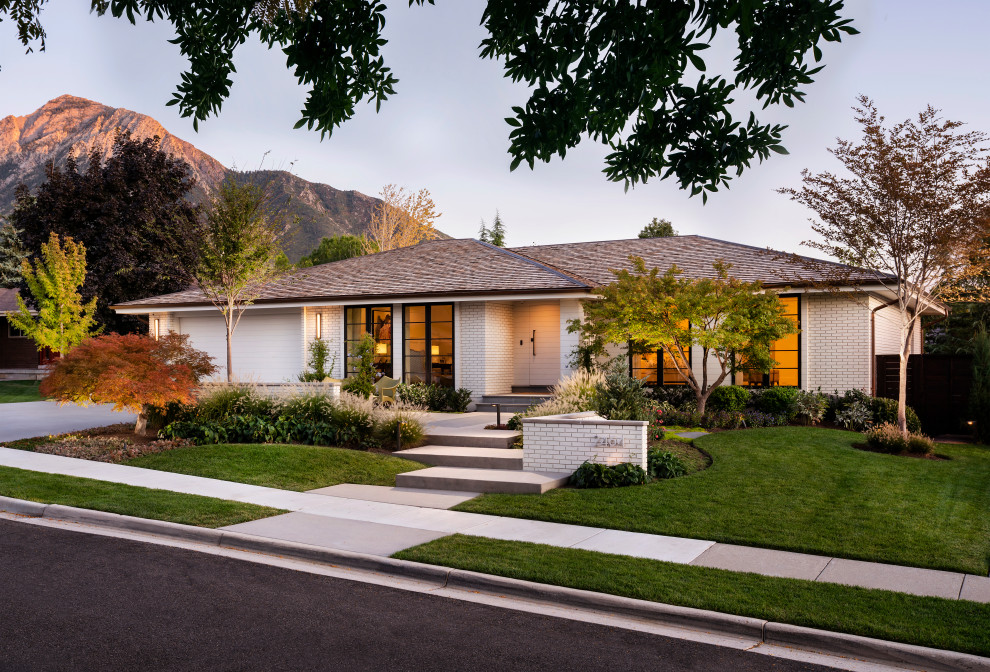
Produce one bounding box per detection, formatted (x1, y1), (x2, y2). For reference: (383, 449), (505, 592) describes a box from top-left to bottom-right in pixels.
(513, 301), (560, 387)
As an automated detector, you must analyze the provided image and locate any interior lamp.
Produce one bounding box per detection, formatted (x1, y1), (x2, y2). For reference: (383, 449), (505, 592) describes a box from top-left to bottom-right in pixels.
(431, 345), (440, 356)
(376, 343), (388, 355)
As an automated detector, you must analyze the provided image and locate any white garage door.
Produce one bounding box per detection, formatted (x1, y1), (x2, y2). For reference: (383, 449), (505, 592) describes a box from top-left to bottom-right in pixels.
(178, 309), (302, 382)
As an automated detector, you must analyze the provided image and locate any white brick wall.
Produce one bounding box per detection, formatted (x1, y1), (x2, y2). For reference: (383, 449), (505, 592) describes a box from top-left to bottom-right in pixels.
(302, 305), (345, 379)
(523, 411), (647, 473)
(872, 298), (923, 356)
(456, 301), (515, 402)
(806, 293), (871, 393)
(148, 312), (178, 338)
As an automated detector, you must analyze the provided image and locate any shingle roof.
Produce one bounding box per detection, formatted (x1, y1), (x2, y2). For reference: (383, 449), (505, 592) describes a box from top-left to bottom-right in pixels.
(510, 235), (881, 288)
(114, 238), (591, 308)
(0, 287), (21, 313)
(114, 235), (884, 310)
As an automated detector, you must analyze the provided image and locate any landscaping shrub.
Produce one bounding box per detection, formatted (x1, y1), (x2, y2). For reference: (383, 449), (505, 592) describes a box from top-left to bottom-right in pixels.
(298, 338), (336, 382)
(870, 397), (922, 434)
(570, 461), (649, 488)
(374, 405), (427, 450)
(196, 386), (279, 422)
(648, 406), (666, 441)
(794, 390), (829, 425)
(647, 385), (696, 411)
(865, 423), (910, 453)
(395, 383), (473, 412)
(742, 410), (788, 428)
(833, 390), (873, 431)
(707, 385), (750, 413)
(647, 449), (686, 479)
(907, 433), (936, 455)
(754, 387), (799, 418)
(593, 364), (653, 421)
(280, 393), (336, 425)
(342, 334), (376, 398)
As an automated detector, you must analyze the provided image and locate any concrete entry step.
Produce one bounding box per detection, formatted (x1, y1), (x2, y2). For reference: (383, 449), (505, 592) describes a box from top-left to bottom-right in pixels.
(394, 446), (523, 470)
(424, 432), (519, 449)
(396, 467), (570, 494)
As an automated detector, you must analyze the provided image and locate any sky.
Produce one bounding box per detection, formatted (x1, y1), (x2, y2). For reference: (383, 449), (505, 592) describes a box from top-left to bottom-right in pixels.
(1, 1), (988, 255)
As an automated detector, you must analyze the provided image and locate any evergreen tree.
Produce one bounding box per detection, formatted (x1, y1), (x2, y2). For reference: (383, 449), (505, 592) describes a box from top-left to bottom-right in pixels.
(970, 323), (990, 443)
(478, 219), (491, 244)
(8, 233), (100, 354)
(0, 221), (25, 288)
(489, 210), (506, 247)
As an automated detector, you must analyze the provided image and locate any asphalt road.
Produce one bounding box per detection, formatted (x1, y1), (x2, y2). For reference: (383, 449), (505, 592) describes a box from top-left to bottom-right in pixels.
(0, 520), (840, 672)
(0, 400), (135, 442)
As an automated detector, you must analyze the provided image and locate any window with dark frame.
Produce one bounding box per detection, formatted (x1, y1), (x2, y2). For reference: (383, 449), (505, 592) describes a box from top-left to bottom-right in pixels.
(628, 319), (692, 386)
(403, 304), (454, 387)
(344, 305), (393, 378)
(735, 295), (801, 387)
(6, 320), (27, 339)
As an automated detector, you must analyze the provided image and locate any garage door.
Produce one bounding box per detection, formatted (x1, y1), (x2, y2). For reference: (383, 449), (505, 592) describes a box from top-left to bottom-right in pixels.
(177, 310), (302, 382)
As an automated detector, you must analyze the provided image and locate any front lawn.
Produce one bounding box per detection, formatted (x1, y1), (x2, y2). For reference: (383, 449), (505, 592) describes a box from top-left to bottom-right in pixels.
(454, 427), (990, 575)
(0, 466), (283, 527)
(125, 443), (427, 491)
(0, 380), (43, 403)
(396, 535), (990, 657)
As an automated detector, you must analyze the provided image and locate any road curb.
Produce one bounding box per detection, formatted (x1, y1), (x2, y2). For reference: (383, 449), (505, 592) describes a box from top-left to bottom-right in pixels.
(2, 496), (988, 671)
(765, 622), (990, 672)
(445, 568), (766, 641)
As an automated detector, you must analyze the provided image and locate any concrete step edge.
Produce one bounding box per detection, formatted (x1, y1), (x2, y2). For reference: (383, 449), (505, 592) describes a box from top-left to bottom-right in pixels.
(1, 496), (983, 672)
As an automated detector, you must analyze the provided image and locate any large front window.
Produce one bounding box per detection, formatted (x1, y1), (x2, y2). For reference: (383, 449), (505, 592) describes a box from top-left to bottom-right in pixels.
(345, 306), (393, 378)
(629, 320), (691, 386)
(736, 295), (800, 387)
(403, 304), (453, 387)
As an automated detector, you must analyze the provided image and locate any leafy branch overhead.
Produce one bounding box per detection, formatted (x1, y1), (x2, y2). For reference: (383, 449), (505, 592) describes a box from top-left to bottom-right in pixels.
(1, 0), (856, 194)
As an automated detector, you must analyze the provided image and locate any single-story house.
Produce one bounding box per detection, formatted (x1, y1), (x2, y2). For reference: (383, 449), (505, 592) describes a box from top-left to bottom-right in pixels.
(111, 236), (933, 403)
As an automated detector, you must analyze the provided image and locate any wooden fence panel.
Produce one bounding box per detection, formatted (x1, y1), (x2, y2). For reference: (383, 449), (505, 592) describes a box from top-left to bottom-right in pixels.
(875, 354), (973, 434)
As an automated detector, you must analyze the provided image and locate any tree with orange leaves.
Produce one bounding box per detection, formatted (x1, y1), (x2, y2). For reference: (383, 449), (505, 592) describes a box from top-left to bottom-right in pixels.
(363, 185), (441, 253)
(41, 333), (216, 435)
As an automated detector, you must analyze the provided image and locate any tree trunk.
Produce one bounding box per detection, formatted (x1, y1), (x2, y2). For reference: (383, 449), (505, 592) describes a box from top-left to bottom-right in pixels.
(134, 412), (149, 437)
(226, 318), (234, 383)
(696, 391), (707, 415)
(897, 323), (910, 437)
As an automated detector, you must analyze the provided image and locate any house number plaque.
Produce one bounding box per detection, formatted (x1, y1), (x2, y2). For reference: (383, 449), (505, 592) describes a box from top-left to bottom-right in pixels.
(594, 435), (623, 447)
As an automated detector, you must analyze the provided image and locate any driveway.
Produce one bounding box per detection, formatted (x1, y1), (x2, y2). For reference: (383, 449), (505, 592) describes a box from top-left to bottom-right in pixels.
(0, 401), (136, 442)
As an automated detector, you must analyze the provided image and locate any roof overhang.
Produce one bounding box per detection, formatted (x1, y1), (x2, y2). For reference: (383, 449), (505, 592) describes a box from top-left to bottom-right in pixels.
(112, 288), (595, 315)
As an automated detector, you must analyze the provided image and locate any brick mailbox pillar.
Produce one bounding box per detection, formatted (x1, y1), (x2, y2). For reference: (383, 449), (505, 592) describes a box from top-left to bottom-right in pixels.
(521, 411), (648, 473)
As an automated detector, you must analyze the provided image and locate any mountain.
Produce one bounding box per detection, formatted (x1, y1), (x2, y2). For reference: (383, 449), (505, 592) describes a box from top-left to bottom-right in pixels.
(0, 95), (387, 261)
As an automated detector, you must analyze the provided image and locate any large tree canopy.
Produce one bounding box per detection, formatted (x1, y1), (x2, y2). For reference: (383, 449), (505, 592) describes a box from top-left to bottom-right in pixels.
(1, 0), (857, 194)
(11, 131), (203, 332)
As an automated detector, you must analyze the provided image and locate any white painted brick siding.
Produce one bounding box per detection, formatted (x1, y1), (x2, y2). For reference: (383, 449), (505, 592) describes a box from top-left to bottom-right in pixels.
(302, 305), (345, 379)
(148, 312), (178, 338)
(523, 412), (647, 473)
(456, 301), (515, 401)
(806, 293), (870, 393)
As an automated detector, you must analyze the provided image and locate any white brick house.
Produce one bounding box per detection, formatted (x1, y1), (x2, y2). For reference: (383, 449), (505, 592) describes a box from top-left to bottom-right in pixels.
(114, 236), (936, 401)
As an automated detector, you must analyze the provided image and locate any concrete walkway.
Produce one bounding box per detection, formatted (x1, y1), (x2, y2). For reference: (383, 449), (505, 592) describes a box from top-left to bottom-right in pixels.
(0, 401), (136, 442)
(0, 446), (987, 603)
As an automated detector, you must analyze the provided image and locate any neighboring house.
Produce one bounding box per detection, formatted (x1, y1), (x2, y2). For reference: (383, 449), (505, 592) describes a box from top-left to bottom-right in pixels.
(111, 236), (933, 402)
(0, 287), (51, 376)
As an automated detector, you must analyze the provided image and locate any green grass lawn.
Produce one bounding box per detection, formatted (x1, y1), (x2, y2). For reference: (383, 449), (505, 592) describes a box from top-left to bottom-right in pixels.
(0, 380), (43, 403)
(395, 535), (990, 657)
(0, 465), (283, 527)
(125, 443), (427, 491)
(454, 426), (990, 575)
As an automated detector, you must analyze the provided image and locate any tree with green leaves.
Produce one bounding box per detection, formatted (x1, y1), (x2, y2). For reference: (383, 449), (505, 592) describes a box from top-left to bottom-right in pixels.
(478, 210), (507, 247)
(969, 324), (990, 444)
(297, 234), (368, 267)
(3, 1), (856, 193)
(0, 221), (25, 287)
(10, 131), (203, 332)
(489, 211), (506, 247)
(573, 257), (797, 413)
(781, 97), (990, 436)
(196, 178), (289, 382)
(7, 232), (100, 354)
(638, 218), (677, 239)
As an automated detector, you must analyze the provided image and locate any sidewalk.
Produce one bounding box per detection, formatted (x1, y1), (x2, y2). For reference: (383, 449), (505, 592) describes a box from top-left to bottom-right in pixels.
(0, 446), (987, 603)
